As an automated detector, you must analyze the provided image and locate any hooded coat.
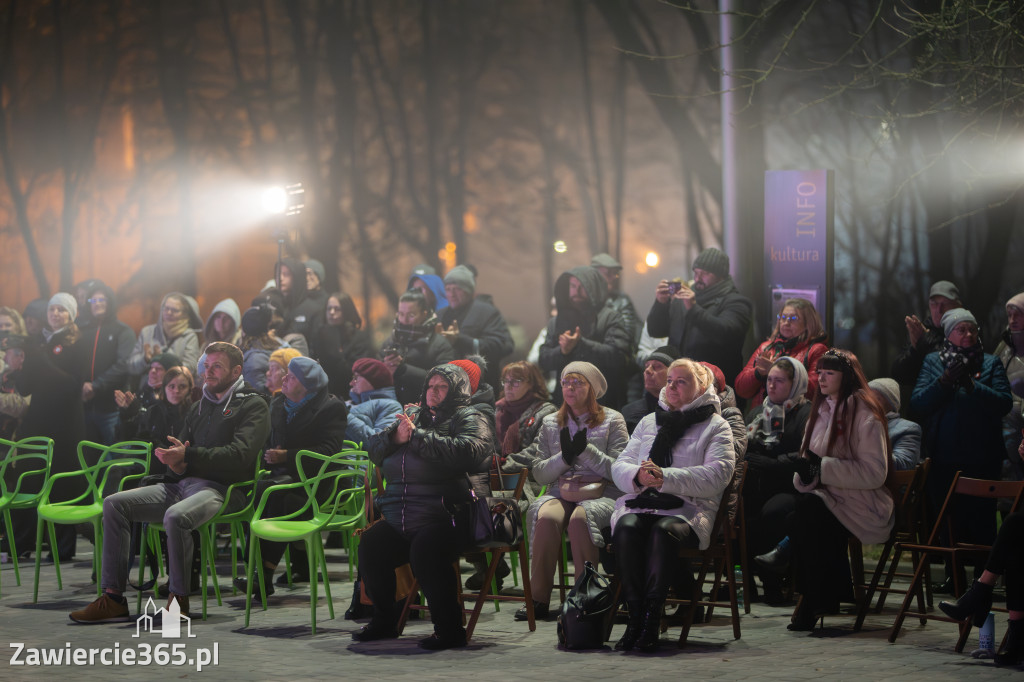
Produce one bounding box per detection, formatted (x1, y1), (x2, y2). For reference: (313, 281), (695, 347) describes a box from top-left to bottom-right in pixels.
(177, 375), (271, 494)
(646, 276), (752, 385)
(610, 385), (735, 550)
(77, 283), (136, 414)
(276, 257), (322, 343)
(127, 292), (203, 376)
(539, 266), (633, 409)
(203, 298), (242, 346)
(366, 364), (493, 535)
(407, 274), (448, 312)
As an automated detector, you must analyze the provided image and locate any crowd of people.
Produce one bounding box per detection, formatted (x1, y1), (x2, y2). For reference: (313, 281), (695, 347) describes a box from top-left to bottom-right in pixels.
(1, 251), (1022, 658)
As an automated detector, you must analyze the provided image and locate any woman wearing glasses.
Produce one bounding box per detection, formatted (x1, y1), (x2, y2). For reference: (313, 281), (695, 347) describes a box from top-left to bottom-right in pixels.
(734, 298), (827, 407)
(515, 361), (628, 621)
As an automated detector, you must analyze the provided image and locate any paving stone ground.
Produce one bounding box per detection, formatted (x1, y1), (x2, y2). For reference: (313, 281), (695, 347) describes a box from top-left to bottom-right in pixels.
(0, 539), (1018, 681)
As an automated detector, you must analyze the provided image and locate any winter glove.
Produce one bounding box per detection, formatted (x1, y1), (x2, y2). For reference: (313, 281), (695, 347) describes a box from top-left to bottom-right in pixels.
(941, 355), (968, 386)
(560, 427), (588, 466)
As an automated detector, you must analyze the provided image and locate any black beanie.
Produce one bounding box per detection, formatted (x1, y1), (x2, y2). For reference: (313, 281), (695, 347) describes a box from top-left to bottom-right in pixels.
(241, 306), (271, 337)
(692, 248), (730, 278)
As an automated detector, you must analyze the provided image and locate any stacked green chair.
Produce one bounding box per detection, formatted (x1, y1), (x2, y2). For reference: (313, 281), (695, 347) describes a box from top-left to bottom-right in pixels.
(244, 450), (364, 634)
(0, 436), (53, 596)
(136, 454), (263, 619)
(33, 440), (151, 601)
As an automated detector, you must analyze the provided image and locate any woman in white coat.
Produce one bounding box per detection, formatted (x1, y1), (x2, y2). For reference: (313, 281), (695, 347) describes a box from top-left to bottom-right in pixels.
(788, 348), (893, 631)
(610, 359), (735, 652)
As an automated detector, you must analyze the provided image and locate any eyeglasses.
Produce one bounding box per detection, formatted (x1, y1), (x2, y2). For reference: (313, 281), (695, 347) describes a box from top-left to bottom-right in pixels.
(560, 379), (587, 389)
(326, 306), (342, 313)
(777, 314), (799, 323)
(501, 379), (523, 388)
(87, 297), (107, 304)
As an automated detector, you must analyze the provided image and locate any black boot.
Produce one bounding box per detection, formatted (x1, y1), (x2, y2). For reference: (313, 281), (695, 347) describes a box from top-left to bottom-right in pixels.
(996, 618), (1024, 666)
(634, 598), (664, 653)
(938, 580), (994, 627)
(755, 542), (793, 575)
(345, 579), (370, 620)
(233, 566), (275, 597)
(615, 600), (644, 651)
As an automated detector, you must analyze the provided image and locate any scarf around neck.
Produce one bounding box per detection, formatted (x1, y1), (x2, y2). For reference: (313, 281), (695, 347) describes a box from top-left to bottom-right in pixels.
(648, 403), (716, 467)
(938, 339), (984, 375)
(694, 277), (736, 308)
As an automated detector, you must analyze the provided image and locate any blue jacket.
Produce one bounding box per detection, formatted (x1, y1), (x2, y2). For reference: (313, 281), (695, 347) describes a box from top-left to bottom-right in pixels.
(346, 387), (402, 446)
(886, 412), (922, 471)
(911, 352), (1012, 474)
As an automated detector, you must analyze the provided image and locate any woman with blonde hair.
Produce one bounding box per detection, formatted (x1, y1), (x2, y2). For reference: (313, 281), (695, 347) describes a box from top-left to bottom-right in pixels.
(735, 297), (828, 405)
(516, 361), (628, 621)
(610, 358), (735, 651)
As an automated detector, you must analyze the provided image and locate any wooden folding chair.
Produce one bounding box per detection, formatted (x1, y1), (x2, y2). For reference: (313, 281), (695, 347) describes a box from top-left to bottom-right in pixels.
(663, 461), (746, 648)
(853, 460), (930, 630)
(397, 469), (536, 641)
(888, 473), (1024, 650)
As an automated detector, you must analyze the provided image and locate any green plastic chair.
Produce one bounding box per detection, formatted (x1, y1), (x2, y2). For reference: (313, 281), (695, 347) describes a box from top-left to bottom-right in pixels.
(0, 436), (53, 596)
(136, 454), (263, 620)
(33, 440), (151, 602)
(244, 451), (364, 634)
(324, 450), (370, 579)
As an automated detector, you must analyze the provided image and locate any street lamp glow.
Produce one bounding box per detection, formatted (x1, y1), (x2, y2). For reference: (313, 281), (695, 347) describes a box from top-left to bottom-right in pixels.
(553, 240), (567, 253)
(645, 251), (659, 267)
(261, 186), (288, 214)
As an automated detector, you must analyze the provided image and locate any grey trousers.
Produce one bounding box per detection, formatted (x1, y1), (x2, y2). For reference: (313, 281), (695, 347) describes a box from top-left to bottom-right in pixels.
(101, 478), (230, 596)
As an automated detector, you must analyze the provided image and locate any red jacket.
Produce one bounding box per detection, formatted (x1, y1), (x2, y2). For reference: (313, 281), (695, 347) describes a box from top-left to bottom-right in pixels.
(734, 336), (827, 404)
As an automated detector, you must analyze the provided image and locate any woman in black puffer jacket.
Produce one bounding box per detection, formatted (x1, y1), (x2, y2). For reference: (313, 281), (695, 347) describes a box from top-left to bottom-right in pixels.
(353, 363), (493, 650)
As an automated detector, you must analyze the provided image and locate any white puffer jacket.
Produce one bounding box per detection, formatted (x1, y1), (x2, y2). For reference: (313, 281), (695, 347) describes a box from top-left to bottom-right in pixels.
(611, 385), (735, 550)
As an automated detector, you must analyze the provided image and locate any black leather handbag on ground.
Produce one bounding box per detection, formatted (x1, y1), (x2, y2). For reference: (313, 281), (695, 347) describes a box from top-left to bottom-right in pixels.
(556, 561), (616, 650)
(456, 490), (524, 550)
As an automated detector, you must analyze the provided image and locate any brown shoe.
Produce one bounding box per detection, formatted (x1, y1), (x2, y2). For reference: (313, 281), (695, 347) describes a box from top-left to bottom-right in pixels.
(166, 594), (191, 618)
(69, 593), (132, 624)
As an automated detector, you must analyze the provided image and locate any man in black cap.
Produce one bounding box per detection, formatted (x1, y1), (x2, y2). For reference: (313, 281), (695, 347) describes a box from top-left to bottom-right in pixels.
(620, 346), (679, 434)
(891, 280), (962, 388)
(646, 247), (753, 385)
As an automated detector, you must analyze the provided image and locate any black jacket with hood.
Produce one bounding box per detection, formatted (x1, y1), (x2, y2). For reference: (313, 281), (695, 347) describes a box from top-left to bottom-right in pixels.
(178, 376), (271, 491)
(539, 265), (633, 409)
(77, 283), (136, 413)
(276, 257), (323, 343)
(367, 363), (493, 535)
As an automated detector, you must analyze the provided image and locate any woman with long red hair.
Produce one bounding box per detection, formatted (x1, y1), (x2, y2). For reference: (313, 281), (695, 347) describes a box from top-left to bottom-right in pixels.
(787, 348), (894, 631)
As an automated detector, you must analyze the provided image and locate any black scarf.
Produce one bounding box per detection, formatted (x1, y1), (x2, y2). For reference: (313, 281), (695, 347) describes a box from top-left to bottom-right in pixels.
(694, 276), (737, 308)
(648, 403), (717, 468)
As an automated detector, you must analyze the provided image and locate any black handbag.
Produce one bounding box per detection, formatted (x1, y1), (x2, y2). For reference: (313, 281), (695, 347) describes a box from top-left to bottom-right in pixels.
(456, 490), (524, 550)
(556, 561), (616, 649)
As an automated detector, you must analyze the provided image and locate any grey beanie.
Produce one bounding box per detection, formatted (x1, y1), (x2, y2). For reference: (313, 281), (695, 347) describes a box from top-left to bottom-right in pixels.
(692, 247), (730, 278)
(868, 378), (900, 413)
(48, 292), (78, 322)
(304, 259), (325, 285)
(940, 308), (977, 338)
(444, 264), (476, 295)
(561, 361), (607, 399)
(288, 356), (329, 393)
